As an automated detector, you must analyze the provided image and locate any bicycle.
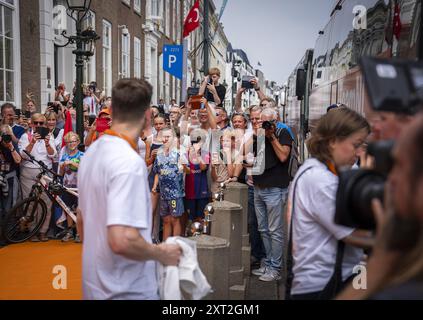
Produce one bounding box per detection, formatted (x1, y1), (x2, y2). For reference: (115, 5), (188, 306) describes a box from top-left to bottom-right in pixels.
(2, 150), (79, 244)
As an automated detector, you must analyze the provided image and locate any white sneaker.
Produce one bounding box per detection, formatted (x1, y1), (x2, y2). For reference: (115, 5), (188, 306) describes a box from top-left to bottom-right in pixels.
(259, 269), (281, 282)
(251, 266), (267, 276)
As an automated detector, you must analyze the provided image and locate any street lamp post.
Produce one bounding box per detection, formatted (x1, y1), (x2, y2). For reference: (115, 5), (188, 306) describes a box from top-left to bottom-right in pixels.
(57, 0), (100, 150)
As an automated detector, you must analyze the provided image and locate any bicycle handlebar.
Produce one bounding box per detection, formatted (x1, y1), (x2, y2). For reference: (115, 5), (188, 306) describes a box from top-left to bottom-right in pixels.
(23, 150), (61, 179)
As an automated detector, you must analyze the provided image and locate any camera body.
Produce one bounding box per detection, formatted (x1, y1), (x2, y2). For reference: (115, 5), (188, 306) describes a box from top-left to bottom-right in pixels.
(335, 140), (395, 230)
(262, 121), (274, 130)
(1, 133), (12, 144)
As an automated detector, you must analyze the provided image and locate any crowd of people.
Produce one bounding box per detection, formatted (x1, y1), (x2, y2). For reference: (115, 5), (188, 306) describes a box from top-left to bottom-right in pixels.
(1, 66), (423, 300)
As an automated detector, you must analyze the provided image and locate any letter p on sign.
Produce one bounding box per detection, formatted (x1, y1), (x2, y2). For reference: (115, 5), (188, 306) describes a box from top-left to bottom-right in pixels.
(163, 45), (183, 80)
(169, 55), (177, 69)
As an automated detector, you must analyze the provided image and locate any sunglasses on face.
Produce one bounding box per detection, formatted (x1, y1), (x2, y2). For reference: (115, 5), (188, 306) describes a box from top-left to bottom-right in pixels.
(33, 122), (45, 125)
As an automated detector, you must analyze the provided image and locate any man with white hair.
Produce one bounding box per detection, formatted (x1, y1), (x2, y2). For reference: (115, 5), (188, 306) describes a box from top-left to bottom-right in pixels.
(251, 107), (292, 282)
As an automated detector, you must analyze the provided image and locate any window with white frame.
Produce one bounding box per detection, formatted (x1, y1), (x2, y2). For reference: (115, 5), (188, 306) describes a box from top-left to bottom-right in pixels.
(134, 0), (141, 14)
(134, 37), (141, 78)
(102, 20), (112, 96)
(82, 10), (96, 84)
(0, 0), (19, 105)
(121, 33), (131, 78)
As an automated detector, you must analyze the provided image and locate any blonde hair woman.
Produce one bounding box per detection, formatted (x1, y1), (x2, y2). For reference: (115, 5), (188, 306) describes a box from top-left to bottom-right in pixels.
(58, 132), (84, 243)
(45, 111), (64, 172)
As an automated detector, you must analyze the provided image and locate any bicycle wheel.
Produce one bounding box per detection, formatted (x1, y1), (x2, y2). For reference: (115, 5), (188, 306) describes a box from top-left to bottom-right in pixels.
(3, 197), (47, 244)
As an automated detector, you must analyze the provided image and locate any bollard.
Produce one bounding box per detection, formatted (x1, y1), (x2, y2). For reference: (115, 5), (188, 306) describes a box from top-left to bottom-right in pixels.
(209, 200), (246, 299)
(224, 182), (249, 241)
(189, 235), (230, 300)
(224, 182), (251, 277)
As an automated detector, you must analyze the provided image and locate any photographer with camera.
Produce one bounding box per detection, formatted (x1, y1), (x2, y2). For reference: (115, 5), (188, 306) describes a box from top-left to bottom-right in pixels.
(199, 68), (226, 108)
(337, 114), (423, 300)
(286, 108), (372, 300)
(18, 113), (57, 242)
(1, 103), (25, 143)
(0, 124), (22, 245)
(249, 107), (292, 282)
(331, 57), (423, 299)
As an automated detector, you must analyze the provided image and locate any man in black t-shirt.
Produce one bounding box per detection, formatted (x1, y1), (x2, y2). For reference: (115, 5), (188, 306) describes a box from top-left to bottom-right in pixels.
(199, 67), (227, 108)
(251, 108), (292, 283)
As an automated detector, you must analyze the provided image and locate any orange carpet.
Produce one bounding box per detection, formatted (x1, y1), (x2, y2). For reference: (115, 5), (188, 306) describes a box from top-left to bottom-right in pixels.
(0, 241), (82, 300)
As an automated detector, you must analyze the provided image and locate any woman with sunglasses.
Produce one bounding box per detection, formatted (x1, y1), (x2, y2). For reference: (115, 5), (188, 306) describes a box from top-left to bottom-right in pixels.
(18, 113), (57, 242)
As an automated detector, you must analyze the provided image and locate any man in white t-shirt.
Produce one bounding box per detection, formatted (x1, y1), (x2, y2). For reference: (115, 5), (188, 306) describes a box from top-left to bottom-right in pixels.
(78, 79), (181, 300)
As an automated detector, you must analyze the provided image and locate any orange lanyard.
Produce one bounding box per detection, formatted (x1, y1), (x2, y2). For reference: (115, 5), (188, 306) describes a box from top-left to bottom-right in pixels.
(104, 129), (138, 152)
(326, 161), (338, 176)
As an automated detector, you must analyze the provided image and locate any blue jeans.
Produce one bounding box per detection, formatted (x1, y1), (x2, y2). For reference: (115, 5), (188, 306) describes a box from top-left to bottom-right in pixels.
(254, 187), (288, 272)
(248, 186), (265, 261)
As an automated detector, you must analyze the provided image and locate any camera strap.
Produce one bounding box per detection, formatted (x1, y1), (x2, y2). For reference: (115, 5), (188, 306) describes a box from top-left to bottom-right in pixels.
(285, 166), (314, 299)
(285, 165), (346, 300)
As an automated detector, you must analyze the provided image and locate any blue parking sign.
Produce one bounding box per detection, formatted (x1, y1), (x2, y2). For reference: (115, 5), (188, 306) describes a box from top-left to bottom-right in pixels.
(163, 45), (183, 80)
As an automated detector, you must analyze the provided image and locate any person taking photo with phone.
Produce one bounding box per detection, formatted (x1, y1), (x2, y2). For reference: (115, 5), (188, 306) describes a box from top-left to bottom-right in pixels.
(199, 67), (227, 108)
(84, 108), (112, 148)
(18, 113), (57, 242)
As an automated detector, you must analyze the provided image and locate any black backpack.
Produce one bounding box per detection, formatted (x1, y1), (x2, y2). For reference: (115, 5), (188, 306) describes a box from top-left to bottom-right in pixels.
(276, 127), (301, 179)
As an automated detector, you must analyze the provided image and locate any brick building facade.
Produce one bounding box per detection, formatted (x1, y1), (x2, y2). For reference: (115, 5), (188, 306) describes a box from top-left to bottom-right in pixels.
(5, 0), (184, 112)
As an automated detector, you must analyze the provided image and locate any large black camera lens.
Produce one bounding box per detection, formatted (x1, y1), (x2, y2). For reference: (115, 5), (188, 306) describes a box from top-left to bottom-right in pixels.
(262, 121), (273, 130)
(1, 134), (12, 144)
(335, 169), (385, 230)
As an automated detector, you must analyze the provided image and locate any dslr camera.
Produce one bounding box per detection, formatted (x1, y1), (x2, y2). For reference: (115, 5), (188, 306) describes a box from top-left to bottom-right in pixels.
(335, 57), (423, 230)
(262, 120), (275, 131)
(0, 132), (12, 144)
